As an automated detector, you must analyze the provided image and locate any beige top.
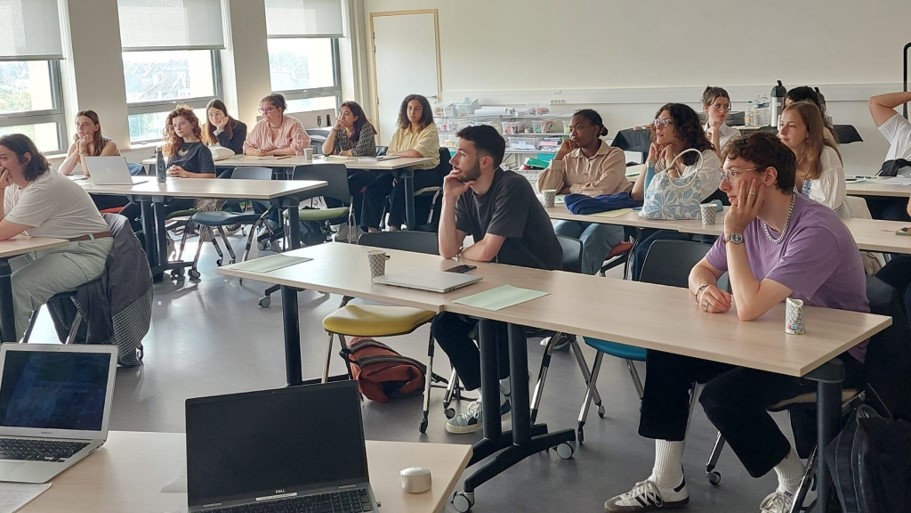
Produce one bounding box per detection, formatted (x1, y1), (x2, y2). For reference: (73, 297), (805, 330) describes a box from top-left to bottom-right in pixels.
(3, 169), (108, 238)
(388, 124), (440, 169)
(243, 115), (311, 156)
(536, 142), (630, 196)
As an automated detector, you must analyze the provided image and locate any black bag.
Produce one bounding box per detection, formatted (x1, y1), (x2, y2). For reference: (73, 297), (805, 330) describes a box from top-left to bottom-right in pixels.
(825, 404), (911, 513)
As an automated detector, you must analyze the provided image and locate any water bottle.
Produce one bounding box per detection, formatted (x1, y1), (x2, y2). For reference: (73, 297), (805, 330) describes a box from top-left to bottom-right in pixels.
(758, 95), (770, 126)
(770, 80), (786, 128)
(155, 146), (166, 183)
(745, 100), (754, 126)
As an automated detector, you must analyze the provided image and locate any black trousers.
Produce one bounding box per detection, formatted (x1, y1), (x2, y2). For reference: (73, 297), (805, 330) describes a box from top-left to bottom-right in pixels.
(876, 255), (911, 322)
(639, 350), (864, 478)
(387, 170), (444, 229)
(360, 170), (444, 230)
(120, 198), (196, 233)
(430, 312), (510, 391)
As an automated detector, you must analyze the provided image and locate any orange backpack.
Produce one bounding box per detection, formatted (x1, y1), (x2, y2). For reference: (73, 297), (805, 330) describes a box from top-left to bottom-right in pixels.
(340, 337), (426, 403)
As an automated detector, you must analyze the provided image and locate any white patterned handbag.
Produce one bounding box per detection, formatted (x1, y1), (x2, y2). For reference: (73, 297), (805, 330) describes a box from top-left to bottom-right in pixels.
(639, 148), (704, 220)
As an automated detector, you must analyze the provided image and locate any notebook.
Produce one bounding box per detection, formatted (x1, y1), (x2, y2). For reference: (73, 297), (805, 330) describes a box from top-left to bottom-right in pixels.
(372, 267), (483, 293)
(0, 343), (118, 483)
(185, 381), (377, 513)
(83, 156), (148, 185)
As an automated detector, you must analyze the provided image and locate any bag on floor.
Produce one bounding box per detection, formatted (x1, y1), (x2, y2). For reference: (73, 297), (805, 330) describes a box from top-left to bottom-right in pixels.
(340, 337), (425, 403)
(824, 404), (911, 513)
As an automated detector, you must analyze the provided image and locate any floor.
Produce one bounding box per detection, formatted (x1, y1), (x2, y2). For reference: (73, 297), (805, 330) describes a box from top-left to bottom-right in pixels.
(30, 233), (795, 513)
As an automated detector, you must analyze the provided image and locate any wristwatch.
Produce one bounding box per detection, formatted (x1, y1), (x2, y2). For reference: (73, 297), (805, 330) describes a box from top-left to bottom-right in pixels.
(725, 232), (744, 245)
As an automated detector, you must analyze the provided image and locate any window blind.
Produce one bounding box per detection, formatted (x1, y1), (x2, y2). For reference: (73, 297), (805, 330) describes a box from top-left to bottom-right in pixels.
(265, 0), (344, 39)
(0, 0), (63, 61)
(118, 0), (225, 51)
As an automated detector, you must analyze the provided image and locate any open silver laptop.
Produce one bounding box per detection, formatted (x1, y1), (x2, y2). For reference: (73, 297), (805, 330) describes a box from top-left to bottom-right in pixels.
(373, 267), (483, 293)
(83, 156), (148, 185)
(0, 343), (118, 483)
(186, 381), (378, 513)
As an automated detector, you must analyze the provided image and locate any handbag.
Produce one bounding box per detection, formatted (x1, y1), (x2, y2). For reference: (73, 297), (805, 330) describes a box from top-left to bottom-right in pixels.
(639, 148), (704, 220)
(339, 337), (426, 403)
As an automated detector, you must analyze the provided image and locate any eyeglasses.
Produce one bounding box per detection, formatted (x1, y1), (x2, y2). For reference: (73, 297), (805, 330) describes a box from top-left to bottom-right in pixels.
(710, 104), (731, 111)
(720, 166), (764, 182)
(653, 118), (674, 129)
(258, 107), (277, 114)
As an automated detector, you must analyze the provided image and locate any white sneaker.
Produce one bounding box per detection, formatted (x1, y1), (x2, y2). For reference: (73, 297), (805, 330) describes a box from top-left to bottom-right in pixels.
(759, 490), (794, 513)
(445, 397), (511, 435)
(333, 223), (349, 242)
(603, 479), (689, 512)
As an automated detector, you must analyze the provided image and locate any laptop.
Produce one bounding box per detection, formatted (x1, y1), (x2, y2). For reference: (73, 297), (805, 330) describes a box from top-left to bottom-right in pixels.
(373, 267), (483, 293)
(0, 343), (118, 483)
(186, 381), (378, 513)
(83, 156), (148, 185)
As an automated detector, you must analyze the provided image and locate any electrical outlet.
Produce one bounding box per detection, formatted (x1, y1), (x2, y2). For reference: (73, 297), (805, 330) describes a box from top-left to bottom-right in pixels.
(549, 99), (566, 105)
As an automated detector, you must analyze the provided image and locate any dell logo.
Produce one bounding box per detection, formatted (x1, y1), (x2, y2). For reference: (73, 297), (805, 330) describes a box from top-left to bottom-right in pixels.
(275, 489), (285, 494)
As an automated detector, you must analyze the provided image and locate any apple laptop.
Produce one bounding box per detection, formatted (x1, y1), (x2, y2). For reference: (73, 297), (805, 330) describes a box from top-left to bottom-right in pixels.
(185, 381), (378, 513)
(0, 343), (118, 483)
(83, 156), (148, 185)
(373, 267), (483, 293)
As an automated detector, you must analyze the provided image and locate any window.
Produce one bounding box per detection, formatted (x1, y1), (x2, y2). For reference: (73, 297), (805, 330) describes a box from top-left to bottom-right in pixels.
(0, 0), (66, 152)
(265, 0), (344, 114)
(117, 0), (225, 143)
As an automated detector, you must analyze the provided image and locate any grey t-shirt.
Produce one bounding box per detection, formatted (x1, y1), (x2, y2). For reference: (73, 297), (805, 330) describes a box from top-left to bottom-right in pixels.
(456, 168), (562, 270)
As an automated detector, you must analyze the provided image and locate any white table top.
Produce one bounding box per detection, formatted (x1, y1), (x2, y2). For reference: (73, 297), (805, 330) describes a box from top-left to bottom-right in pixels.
(79, 177), (327, 200)
(141, 155), (434, 171)
(845, 176), (911, 198)
(0, 236), (69, 259)
(21, 431), (472, 513)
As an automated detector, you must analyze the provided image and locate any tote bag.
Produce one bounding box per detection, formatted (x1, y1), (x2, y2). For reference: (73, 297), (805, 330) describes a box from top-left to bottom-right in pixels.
(639, 148), (704, 220)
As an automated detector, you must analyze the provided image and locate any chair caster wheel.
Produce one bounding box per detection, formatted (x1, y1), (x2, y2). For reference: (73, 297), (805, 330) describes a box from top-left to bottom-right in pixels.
(419, 418), (428, 434)
(451, 490), (474, 512)
(707, 470), (721, 485)
(170, 268), (184, 280)
(259, 296), (271, 308)
(555, 442), (574, 460)
(443, 407), (455, 419)
(597, 404), (606, 418)
(257, 241), (268, 251)
(189, 268), (201, 281)
(136, 344), (144, 361)
(216, 258), (223, 266)
(229, 259), (236, 265)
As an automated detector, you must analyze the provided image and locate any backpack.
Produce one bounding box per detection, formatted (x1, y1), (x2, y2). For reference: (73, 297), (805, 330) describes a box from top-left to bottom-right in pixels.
(339, 337), (425, 403)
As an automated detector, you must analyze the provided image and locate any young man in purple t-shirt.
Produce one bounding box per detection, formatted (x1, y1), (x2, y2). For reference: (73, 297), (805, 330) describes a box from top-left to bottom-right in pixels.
(604, 133), (868, 513)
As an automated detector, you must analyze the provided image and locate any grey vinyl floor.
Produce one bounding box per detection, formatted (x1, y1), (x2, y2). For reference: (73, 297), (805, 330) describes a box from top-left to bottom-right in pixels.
(30, 233), (796, 513)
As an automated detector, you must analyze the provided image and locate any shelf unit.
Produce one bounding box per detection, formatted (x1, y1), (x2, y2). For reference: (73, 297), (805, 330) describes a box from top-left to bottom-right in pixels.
(436, 112), (571, 155)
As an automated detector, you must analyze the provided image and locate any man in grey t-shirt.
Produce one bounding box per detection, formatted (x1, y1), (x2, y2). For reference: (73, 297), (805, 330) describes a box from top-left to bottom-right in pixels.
(433, 125), (562, 434)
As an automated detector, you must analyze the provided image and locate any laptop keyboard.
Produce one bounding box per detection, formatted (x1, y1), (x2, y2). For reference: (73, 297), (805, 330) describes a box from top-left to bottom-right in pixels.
(212, 489), (374, 513)
(0, 438), (90, 462)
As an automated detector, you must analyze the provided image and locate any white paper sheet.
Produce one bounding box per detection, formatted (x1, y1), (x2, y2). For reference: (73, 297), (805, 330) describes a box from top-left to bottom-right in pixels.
(0, 482), (51, 513)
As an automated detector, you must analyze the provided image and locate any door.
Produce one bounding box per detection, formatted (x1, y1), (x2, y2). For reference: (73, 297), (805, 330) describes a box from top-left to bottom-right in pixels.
(370, 10), (442, 144)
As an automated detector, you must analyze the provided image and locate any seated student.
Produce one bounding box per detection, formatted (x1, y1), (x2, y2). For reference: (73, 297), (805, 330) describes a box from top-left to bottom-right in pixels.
(629, 103), (723, 279)
(121, 107), (216, 231)
(361, 94), (440, 232)
(58, 110), (127, 211)
(322, 101), (377, 240)
(875, 193), (911, 322)
(603, 133), (869, 513)
(0, 134), (113, 341)
(243, 93), (311, 157)
(433, 125), (562, 434)
(778, 101), (848, 218)
(201, 99), (247, 156)
(866, 91), (911, 221)
(701, 86), (741, 156)
(536, 109), (629, 274)
(784, 86), (837, 145)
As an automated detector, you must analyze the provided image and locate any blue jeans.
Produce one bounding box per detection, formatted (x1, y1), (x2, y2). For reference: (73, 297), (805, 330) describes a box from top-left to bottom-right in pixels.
(554, 221), (624, 275)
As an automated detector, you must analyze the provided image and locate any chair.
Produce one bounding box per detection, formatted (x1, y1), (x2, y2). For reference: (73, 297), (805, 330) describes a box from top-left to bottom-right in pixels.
(577, 239), (712, 443)
(320, 231), (445, 433)
(382, 147), (451, 231)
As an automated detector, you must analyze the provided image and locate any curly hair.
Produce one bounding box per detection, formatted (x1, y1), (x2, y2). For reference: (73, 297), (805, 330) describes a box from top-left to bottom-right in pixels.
(723, 132), (796, 192)
(397, 94), (434, 130)
(0, 134), (50, 182)
(781, 101), (841, 181)
(163, 106), (201, 158)
(652, 103), (712, 165)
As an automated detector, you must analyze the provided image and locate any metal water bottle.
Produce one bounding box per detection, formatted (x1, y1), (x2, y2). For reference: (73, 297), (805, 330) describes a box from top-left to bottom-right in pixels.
(770, 80), (786, 128)
(155, 146), (166, 183)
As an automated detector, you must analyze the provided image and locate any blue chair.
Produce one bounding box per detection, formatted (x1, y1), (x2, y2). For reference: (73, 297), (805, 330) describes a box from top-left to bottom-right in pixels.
(577, 239), (713, 443)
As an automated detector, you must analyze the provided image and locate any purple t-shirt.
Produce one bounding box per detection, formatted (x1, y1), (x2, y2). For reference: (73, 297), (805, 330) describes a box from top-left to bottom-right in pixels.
(705, 194), (869, 361)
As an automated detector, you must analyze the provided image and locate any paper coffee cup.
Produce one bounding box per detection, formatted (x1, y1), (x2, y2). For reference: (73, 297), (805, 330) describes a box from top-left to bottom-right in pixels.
(700, 204), (716, 226)
(542, 189), (557, 208)
(785, 297), (806, 335)
(303, 148), (314, 162)
(367, 249), (389, 279)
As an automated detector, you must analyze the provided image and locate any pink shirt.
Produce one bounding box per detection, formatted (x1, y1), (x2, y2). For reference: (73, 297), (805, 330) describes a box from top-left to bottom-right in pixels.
(243, 115), (311, 155)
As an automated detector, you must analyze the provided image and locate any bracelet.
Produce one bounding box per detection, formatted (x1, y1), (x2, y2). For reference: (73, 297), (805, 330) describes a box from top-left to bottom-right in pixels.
(694, 284), (710, 303)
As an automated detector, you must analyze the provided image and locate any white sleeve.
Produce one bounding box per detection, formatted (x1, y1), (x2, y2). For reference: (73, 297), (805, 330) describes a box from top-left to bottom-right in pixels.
(693, 149), (722, 201)
(810, 147), (846, 212)
(879, 113), (911, 161)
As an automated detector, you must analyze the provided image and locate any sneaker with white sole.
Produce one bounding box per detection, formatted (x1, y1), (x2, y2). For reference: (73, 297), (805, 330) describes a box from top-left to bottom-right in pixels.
(445, 397), (511, 435)
(759, 490), (794, 513)
(603, 479), (689, 512)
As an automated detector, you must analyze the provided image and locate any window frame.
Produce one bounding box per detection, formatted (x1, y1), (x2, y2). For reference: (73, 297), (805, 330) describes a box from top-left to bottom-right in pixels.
(0, 59), (68, 153)
(266, 37), (342, 113)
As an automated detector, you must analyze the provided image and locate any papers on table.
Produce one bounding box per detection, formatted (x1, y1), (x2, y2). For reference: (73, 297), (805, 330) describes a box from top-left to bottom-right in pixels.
(844, 176), (868, 183)
(880, 177), (911, 185)
(0, 482), (51, 513)
(453, 284), (549, 311)
(228, 254), (312, 273)
(593, 208), (635, 218)
(160, 470), (188, 494)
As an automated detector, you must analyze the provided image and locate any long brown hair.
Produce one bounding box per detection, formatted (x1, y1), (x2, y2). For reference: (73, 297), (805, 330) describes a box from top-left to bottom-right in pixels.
(162, 106), (201, 157)
(201, 99), (234, 145)
(782, 101), (841, 181)
(73, 110), (108, 157)
(340, 101), (374, 142)
(651, 103), (712, 165)
(0, 134), (50, 182)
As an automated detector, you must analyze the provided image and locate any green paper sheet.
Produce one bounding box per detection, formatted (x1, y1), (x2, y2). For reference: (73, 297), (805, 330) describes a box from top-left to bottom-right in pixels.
(452, 285), (549, 311)
(228, 254), (312, 274)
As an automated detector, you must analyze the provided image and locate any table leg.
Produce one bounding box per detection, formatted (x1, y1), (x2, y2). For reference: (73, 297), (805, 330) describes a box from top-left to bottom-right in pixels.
(283, 198), (301, 250)
(140, 200), (158, 270)
(400, 168), (416, 230)
(806, 359), (844, 512)
(0, 259), (14, 342)
(281, 285), (303, 386)
(153, 199), (169, 273)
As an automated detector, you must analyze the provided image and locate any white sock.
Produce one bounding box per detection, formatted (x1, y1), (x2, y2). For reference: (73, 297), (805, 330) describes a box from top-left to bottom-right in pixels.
(648, 440), (685, 491)
(774, 447), (805, 494)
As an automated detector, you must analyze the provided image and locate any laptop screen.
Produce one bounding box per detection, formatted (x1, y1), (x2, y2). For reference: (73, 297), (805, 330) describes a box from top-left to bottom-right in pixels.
(0, 350), (111, 431)
(186, 381), (369, 507)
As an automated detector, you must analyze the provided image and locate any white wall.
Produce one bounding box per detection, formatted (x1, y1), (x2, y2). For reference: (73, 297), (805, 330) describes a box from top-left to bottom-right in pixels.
(363, 0), (911, 171)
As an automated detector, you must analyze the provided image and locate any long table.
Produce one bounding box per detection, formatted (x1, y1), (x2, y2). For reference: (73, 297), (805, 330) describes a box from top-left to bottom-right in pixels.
(0, 237), (69, 341)
(218, 242), (891, 510)
(81, 178), (326, 281)
(21, 431), (472, 513)
(845, 176), (911, 198)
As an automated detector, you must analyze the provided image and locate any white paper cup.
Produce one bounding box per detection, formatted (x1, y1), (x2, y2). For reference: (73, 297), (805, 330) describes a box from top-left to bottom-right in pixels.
(367, 249), (389, 279)
(542, 189), (557, 208)
(700, 204), (716, 226)
(785, 297), (806, 335)
(303, 148), (314, 162)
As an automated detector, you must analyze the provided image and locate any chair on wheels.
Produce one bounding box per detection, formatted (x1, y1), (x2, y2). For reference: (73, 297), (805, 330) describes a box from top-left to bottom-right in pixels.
(381, 147), (451, 231)
(319, 230), (448, 433)
(576, 239), (713, 443)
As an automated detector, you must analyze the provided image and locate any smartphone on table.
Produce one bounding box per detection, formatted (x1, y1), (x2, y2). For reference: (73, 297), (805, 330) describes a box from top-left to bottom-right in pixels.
(445, 264), (477, 273)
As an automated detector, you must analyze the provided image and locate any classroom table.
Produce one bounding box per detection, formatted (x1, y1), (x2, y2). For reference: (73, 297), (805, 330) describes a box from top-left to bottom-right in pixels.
(0, 237), (69, 341)
(845, 176), (911, 198)
(218, 243), (891, 511)
(20, 431), (472, 513)
(81, 178), (326, 281)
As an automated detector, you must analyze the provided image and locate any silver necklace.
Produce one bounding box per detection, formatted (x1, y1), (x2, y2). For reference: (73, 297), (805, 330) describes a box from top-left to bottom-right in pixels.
(763, 194), (796, 244)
